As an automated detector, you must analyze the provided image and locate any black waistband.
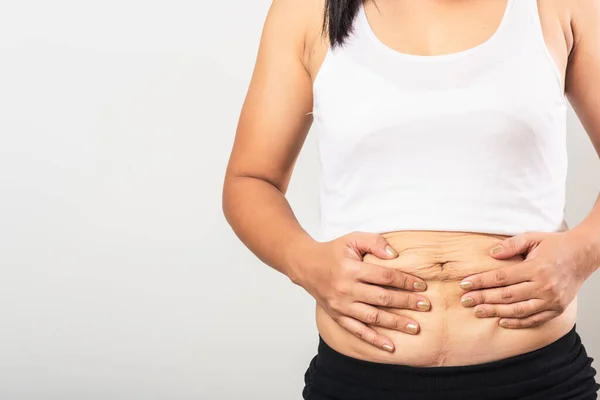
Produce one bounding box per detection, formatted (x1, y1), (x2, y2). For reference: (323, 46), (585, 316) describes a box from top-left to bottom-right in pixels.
(315, 324), (584, 392)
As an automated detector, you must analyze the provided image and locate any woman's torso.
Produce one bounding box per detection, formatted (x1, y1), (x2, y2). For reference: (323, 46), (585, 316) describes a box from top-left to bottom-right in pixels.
(303, 0), (576, 366)
(309, 0), (570, 242)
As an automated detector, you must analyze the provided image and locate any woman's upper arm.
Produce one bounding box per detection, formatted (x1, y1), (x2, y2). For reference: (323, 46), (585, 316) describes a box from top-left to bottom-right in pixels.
(225, 0), (319, 193)
(565, 0), (600, 156)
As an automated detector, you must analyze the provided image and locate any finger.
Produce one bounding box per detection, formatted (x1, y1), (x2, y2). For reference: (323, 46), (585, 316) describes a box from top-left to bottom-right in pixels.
(348, 303), (421, 334)
(460, 261), (534, 291)
(349, 232), (399, 260)
(336, 315), (396, 352)
(497, 310), (561, 329)
(471, 299), (545, 319)
(355, 283), (431, 311)
(357, 261), (428, 292)
(460, 282), (536, 307)
(488, 232), (543, 260)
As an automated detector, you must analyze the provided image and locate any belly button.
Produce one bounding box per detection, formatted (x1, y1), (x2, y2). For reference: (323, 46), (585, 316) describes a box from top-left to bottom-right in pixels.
(437, 262), (455, 282)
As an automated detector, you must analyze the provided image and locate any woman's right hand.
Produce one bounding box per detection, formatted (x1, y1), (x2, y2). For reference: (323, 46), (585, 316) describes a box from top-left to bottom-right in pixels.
(288, 231), (431, 353)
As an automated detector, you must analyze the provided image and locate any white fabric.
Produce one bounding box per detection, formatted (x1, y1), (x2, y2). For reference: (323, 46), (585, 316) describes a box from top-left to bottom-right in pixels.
(311, 0), (568, 242)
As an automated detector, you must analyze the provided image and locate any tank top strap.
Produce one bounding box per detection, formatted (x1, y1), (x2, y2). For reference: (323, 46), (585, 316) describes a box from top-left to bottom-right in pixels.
(504, 0), (564, 90)
(497, 0), (543, 40)
(486, 0), (534, 44)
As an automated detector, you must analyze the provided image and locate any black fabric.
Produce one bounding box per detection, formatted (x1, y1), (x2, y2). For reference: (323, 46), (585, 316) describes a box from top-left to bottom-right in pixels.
(303, 324), (600, 400)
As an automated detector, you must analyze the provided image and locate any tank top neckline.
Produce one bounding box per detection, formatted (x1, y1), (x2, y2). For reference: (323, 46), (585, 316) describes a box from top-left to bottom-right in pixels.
(357, 0), (515, 62)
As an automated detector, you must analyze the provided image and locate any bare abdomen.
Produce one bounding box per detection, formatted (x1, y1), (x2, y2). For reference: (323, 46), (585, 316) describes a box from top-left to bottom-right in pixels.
(315, 230), (577, 366)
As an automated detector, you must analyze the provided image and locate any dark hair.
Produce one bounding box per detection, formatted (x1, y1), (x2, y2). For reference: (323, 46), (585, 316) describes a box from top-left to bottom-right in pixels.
(323, 0), (362, 48)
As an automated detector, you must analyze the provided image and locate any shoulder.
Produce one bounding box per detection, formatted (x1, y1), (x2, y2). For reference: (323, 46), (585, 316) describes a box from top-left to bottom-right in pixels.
(263, 0), (328, 76)
(263, 0), (326, 47)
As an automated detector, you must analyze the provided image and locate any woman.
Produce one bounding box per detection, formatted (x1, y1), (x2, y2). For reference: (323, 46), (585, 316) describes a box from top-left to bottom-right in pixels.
(222, 0), (600, 398)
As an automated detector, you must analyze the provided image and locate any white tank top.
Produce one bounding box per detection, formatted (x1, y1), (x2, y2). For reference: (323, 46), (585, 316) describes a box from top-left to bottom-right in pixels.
(311, 0), (568, 242)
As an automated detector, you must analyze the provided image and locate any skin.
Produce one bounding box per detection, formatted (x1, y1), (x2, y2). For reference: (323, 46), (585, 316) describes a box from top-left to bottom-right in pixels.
(222, 0), (600, 355)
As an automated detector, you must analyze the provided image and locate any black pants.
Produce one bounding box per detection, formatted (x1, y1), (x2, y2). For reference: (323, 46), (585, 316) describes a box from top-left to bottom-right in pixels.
(303, 324), (600, 400)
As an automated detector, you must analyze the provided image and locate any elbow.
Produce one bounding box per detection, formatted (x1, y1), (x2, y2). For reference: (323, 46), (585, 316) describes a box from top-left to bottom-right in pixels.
(221, 175), (235, 227)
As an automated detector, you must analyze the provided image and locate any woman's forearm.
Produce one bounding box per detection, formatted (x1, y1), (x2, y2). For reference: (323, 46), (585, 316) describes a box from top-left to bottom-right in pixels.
(222, 175), (318, 283)
(567, 192), (600, 279)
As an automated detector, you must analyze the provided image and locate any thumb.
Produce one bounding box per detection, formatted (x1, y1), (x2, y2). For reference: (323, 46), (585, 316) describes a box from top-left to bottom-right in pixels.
(489, 232), (540, 259)
(350, 232), (399, 259)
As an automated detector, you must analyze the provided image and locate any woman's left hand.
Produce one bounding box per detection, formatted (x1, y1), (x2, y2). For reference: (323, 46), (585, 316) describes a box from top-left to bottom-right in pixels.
(458, 230), (597, 329)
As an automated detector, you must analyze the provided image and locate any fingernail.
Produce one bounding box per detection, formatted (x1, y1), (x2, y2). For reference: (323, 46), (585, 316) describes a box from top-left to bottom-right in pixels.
(383, 344), (394, 352)
(406, 323), (419, 334)
(413, 281), (427, 291)
(474, 308), (485, 317)
(417, 300), (430, 311)
(489, 245), (503, 255)
(385, 245), (398, 257)
(460, 281), (473, 290)
(499, 319), (510, 327)
(461, 297), (474, 307)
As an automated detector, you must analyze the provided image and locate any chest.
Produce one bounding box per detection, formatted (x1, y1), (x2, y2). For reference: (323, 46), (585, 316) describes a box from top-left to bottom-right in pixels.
(313, 48), (564, 152)
(308, 0), (571, 90)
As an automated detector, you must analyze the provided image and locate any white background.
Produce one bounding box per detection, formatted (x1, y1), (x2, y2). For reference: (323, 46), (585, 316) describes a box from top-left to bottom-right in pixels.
(0, 1), (599, 399)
